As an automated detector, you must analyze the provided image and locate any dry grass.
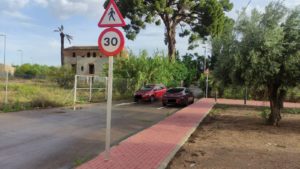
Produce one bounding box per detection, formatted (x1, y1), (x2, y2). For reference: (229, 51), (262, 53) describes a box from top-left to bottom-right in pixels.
(0, 79), (133, 112)
(0, 80), (74, 112)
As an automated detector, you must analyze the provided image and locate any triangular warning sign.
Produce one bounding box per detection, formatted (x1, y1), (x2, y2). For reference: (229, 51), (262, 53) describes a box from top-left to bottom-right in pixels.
(98, 0), (126, 27)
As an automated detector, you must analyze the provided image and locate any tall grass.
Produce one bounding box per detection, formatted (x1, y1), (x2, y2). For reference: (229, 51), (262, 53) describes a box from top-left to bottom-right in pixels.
(0, 80), (73, 112)
(0, 78), (136, 112)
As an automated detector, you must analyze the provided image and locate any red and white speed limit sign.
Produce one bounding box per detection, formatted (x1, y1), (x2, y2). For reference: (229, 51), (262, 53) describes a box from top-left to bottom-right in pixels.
(98, 27), (125, 56)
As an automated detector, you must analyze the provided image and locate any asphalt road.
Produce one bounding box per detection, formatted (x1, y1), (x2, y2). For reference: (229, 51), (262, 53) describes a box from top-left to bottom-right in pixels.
(0, 101), (181, 169)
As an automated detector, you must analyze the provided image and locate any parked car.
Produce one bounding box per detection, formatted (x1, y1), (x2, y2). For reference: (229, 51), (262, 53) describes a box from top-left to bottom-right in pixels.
(134, 84), (167, 102)
(162, 87), (194, 106)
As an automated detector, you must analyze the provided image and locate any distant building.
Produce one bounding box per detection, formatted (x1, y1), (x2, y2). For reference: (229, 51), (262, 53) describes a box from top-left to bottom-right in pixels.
(0, 64), (15, 76)
(63, 46), (128, 76)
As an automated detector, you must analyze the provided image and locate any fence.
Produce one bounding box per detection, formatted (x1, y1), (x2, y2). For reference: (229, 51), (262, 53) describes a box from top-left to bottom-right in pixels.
(0, 74), (141, 112)
(2, 73), (298, 112)
(207, 85), (300, 103)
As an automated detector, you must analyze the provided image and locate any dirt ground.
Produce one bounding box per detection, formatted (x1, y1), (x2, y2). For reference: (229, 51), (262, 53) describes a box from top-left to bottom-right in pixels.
(167, 104), (300, 169)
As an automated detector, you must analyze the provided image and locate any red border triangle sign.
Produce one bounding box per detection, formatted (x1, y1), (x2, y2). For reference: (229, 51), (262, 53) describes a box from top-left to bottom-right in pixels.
(98, 0), (126, 27)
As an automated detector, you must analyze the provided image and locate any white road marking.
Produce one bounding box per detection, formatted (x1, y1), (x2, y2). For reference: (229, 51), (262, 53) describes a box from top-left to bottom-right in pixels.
(157, 107), (165, 110)
(115, 102), (136, 107)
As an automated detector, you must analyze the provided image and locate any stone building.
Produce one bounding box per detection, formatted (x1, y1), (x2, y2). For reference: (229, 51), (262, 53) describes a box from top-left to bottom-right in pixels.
(63, 46), (128, 76)
(0, 64), (15, 76)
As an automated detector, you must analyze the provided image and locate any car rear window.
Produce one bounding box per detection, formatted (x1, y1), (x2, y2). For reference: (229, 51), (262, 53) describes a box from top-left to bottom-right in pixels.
(167, 88), (184, 93)
(141, 85), (154, 91)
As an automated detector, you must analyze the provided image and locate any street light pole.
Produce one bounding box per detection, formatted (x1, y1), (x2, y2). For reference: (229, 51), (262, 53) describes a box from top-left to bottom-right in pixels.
(0, 34), (8, 104)
(203, 46), (209, 98)
(203, 46), (206, 71)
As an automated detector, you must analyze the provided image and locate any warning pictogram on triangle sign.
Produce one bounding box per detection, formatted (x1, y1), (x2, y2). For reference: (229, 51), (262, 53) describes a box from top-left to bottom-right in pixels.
(98, 0), (126, 27)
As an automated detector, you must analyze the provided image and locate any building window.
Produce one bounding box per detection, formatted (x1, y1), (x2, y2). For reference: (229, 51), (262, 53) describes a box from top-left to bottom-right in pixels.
(82, 55), (85, 58)
(72, 52), (76, 58)
(93, 52), (96, 58)
(81, 66), (84, 72)
(71, 64), (76, 73)
(87, 52), (91, 57)
(89, 64), (95, 74)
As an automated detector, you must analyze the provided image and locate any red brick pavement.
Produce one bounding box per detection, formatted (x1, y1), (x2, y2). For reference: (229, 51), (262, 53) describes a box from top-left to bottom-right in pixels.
(77, 98), (215, 169)
(214, 98), (300, 108)
(77, 98), (299, 169)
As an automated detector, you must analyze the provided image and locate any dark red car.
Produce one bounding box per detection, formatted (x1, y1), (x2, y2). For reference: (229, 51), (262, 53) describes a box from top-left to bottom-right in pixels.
(134, 84), (167, 102)
(162, 87), (194, 106)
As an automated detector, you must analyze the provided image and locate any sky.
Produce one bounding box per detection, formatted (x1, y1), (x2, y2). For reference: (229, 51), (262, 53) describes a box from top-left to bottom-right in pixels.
(0, 0), (299, 66)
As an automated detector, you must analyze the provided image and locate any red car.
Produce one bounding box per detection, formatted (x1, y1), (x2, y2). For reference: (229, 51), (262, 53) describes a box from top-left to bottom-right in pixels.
(162, 87), (194, 106)
(134, 84), (167, 102)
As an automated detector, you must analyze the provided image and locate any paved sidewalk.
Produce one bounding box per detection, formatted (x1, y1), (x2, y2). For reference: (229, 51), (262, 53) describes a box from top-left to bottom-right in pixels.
(77, 99), (215, 169)
(77, 98), (299, 169)
(214, 98), (300, 108)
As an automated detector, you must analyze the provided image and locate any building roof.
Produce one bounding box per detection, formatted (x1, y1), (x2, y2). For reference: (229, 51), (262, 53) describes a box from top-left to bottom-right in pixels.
(64, 46), (129, 58)
(64, 46), (99, 50)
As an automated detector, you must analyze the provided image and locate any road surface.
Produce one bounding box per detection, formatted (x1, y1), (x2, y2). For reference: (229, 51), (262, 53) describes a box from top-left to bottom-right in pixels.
(0, 101), (180, 169)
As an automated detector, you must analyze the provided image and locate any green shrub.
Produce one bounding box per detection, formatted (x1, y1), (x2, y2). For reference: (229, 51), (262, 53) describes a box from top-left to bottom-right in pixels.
(286, 86), (300, 102)
(103, 51), (189, 90)
(48, 65), (75, 88)
(260, 108), (271, 121)
(282, 108), (300, 114)
(15, 64), (57, 79)
(223, 86), (245, 99)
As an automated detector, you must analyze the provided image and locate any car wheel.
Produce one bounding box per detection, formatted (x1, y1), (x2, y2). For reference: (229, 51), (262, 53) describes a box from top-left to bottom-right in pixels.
(150, 96), (155, 103)
(184, 99), (189, 106)
(162, 102), (167, 106)
(134, 98), (139, 103)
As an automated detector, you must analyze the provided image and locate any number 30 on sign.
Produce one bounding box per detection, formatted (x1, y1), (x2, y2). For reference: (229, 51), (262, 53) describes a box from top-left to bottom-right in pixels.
(98, 27), (125, 56)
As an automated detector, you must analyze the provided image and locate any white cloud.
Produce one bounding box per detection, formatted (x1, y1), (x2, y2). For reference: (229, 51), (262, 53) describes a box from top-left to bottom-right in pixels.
(285, 0), (300, 8)
(0, 0), (32, 21)
(0, 0), (30, 11)
(33, 0), (48, 7)
(48, 0), (100, 20)
(2, 10), (32, 21)
(245, 4), (264, 15)
(0, 0), (98, 21)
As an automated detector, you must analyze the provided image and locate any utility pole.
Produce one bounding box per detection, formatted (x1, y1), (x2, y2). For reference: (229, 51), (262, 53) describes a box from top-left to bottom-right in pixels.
(203, 46), (206, 72)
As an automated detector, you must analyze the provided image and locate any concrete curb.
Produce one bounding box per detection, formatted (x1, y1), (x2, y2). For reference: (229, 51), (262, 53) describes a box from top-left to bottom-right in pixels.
(157, 102), (215, 169)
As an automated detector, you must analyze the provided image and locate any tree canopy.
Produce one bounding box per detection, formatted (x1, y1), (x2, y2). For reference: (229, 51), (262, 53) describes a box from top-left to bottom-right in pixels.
(212, 2), (300, 126)
(108, 0), (233, 61)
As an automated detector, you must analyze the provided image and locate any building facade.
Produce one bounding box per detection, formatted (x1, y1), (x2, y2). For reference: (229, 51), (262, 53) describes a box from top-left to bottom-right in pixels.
(0, 64), (15, 77)
(63, 46), (127, 76)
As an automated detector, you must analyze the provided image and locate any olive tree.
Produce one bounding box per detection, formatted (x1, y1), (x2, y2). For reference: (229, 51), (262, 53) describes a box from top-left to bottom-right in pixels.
(233, 2), (300, 126)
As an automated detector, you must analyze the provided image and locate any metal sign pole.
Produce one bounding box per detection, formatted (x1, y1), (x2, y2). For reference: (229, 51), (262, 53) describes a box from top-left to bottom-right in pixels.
(105, 56), (113, 159)
(73, 75), (77, 110)
(98, 0), (125, 159)
(89, 76), (93, 102)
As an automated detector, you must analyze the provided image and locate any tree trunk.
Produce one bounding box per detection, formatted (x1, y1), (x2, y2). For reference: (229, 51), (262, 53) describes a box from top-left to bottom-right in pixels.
(267, 85), (284, 126)
(60, 33), (65, 66)
(166, 24), (176, 61)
